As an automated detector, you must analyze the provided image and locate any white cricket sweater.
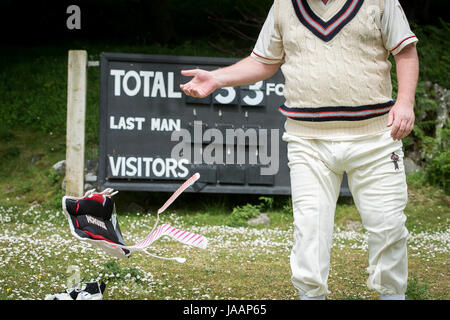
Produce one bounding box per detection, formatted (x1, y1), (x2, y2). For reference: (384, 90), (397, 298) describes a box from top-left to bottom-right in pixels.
(252, 0), (418, 137)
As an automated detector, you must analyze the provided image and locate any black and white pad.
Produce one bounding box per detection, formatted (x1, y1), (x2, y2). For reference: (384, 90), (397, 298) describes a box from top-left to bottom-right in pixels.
(61, 174), (207, 262)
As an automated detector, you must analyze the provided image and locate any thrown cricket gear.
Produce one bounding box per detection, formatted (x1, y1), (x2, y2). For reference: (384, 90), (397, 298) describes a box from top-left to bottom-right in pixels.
(63, 188), (130, 258)
(44, 281), (106, 300)
(62, 173), (208, 261)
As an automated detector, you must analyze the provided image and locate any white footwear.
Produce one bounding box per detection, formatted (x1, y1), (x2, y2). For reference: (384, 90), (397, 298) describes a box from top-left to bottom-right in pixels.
(300, 295), (326, 300)
(45, 281), (106, 300)
(380, 294), (405, 300)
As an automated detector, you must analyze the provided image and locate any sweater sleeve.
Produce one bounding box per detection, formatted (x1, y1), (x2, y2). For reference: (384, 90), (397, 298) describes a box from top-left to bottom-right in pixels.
(381, 0), (418, 55)
(251, 4), (284, 64)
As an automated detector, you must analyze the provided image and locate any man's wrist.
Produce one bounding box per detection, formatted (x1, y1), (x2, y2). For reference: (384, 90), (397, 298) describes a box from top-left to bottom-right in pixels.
(210, 69), (226, 89)
(395, 95), (415, 108)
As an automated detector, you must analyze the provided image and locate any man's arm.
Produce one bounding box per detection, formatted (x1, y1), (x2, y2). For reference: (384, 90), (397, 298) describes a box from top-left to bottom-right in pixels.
(387, 43), (419, 141)
(180, 56), (281, 98)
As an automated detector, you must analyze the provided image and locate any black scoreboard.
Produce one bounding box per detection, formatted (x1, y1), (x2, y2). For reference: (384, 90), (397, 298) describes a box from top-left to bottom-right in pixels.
(98, 52), (351, 196)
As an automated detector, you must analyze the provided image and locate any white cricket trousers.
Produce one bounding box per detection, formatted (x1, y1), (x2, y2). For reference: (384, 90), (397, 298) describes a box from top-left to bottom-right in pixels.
(283, 130), (409, 299)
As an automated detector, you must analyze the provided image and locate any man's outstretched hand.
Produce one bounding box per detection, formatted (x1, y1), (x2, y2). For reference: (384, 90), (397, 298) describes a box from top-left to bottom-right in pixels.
(179, 69), (220, 98)
(179, 56), (281, 99)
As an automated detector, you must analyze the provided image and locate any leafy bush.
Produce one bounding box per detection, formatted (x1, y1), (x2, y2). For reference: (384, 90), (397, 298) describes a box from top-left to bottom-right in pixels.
(412, 19), (450, 88)
(406, 277), (432, 300)
(410, 80), (449, 194)
(47, 169), (62, 185)
(1, 146), (20, 159)
(43, 190), (65, 210)
(0, 129), (14, 142)
(392, 20), (450, 194)
(282, 198), (293, 215)
(228, 203), (262, 227)
(423, 127), (450, 194)
(258, 196), (274, 210)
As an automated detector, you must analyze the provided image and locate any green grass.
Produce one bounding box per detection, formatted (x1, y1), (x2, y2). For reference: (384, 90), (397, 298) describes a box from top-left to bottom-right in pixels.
(0, 197), (448, 300)
(0, 130), (65, 210)
(0, 129), (448, 300)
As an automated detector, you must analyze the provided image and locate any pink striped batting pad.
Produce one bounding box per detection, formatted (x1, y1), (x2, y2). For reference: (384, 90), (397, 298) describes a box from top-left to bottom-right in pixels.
(132, 223), (207, 250)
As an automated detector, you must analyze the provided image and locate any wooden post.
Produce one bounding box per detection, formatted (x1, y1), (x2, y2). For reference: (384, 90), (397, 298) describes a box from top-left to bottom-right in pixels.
(66, 50), (87, 197)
